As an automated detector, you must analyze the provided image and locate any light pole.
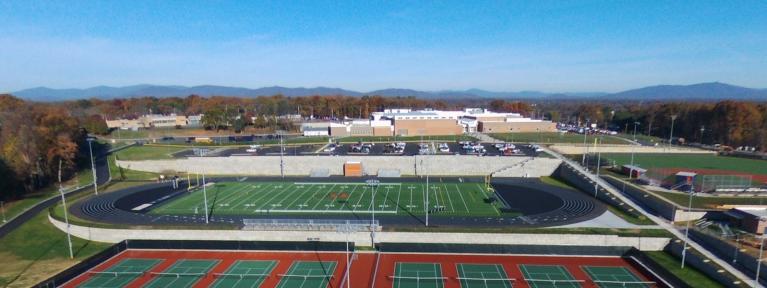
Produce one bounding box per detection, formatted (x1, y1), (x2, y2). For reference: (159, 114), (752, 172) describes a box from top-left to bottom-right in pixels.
(757, 229), (766, 287)
(278, 131), (285, 178)
(581, 129), (588, 166)
(669, 115), (677, 146)
(366, 179), (379, 245)
(58, 159), (74, 259)
(87, 138), (99, 195)
(338, 221), (352, 288)
(202, 172), (209, 224)
(420, 159), (430, 227)
(595, 135), (603, 197)
(700, 126), (705, 145)
(681, 181), (694, 269)
(1, 201), (6, 223)
(629, 122), (640, 178)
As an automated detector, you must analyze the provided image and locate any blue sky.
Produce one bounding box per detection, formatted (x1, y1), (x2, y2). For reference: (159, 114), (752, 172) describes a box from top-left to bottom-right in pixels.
(1, 1), (765, 93)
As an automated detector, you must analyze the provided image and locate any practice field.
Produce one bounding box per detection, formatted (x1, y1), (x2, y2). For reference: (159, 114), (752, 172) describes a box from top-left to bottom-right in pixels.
(604, 153), (767, 176)
(150, 181), (504, 217)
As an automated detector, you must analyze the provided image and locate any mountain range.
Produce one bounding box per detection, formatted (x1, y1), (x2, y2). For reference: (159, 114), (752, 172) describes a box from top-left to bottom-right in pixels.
(9, 82), (767, 101)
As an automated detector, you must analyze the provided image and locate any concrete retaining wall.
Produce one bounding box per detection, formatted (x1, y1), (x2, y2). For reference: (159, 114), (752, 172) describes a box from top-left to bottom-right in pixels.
(550, 144), (716, 155)
(117, 155), (562, 177)
(603, 176), (707, 222)
(50, 215), (669, 250)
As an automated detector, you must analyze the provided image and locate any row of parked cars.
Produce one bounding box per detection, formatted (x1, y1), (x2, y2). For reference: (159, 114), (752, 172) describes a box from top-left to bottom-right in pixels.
(459, 141), (486, 154)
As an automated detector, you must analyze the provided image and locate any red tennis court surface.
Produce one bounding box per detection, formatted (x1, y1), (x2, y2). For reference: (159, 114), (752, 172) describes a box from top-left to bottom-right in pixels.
(62, 249), (657, 288)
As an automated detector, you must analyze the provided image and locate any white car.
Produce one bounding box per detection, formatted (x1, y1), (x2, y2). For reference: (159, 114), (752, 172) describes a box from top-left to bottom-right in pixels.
(245, 148), (258, 153)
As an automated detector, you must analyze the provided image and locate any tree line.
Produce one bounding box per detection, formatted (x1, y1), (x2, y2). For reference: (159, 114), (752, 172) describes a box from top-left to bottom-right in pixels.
(0, 94), (91, 200)
(1, 93), (765, 200)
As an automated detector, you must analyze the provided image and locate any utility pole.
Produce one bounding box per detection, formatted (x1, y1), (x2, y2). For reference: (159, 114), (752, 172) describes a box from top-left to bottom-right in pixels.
(757, 229), (765, 287)
(58, 159), (74, 259)
(424, 159), (429, 227)
(581, 130), (588, 166)
(202, 172), (209, 224)
(87, 138), (98, 195)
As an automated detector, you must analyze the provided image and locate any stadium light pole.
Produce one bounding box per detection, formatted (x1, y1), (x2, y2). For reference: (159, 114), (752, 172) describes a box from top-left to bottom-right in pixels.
(278, 131), (285, 178)
(594, 136), (603, 197)
(756, 229), (766, 288)
(87, 138), (99, 195)
(58, 159), (74, 259)
(581, 127), (588, 166)
(681, 181), (694, 269)
(366, 179), (379, 245)
(202, 172), (209, 224)
(669, 115), (677, 147)
(629, 122), (640, 179)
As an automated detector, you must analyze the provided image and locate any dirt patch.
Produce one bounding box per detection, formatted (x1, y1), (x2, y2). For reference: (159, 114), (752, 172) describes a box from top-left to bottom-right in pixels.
(4, 256), (79, 288)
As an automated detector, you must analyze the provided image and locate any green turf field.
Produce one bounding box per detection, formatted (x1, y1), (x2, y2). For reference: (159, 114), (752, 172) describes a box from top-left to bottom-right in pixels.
(211, 260), (277, 288)
(457, 263), (513, 288)
(393, 263), (444, 288)
(151, 181), (504, 217)
(275, 261), (336, 288)
(78, 259), (161, 288)
(603, 153), (767, 175)
(144, 259), (218, 288)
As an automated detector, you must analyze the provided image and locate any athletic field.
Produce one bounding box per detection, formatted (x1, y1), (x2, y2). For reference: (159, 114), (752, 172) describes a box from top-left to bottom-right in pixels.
(604, 153), (767, 183)
(151, 181), (504, 217)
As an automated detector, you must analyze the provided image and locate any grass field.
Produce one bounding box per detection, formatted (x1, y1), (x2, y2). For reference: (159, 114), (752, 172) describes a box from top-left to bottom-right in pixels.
(151, 181), (504, 217)
(491, 132), (630, 145)
(645, 251), (723, 288)
(603, 153), (767, 176)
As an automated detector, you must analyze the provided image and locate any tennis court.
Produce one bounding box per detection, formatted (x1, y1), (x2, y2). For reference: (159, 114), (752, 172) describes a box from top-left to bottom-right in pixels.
(77, 258), (160, 288)
(392, 262), (445, 288)
(275, 261), (337, 288)
(144, 259), (218, 288)
(210, 260), (277, 288)
(151, 181), (503, 217)
(520, 264), (582, 288)
(457, 263), (514, 288)
(583, 266), (653, 288)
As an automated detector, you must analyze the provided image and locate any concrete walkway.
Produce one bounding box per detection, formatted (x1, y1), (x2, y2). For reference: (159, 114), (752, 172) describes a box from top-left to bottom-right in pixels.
(556, 210), (659, 229)
(540, 145), (759, 287)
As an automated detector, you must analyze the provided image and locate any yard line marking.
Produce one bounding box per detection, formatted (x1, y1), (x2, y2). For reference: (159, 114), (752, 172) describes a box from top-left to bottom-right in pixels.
(228, 183), (268, 210)
(242, 183), (282, 210)
(352, 185), (367, 211)
(323, 184), (339, 211)
(256, 183), (294, 210)
(442, 183), (456, 212)
(284, 183), (314, 210)
(395, 184), (402, 214)
(452, 184), (470, 213)
(344, 184), (361, 211)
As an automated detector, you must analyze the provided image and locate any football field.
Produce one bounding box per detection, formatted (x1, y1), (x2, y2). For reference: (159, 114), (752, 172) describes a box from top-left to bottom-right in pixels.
(150, 181), (503, 217)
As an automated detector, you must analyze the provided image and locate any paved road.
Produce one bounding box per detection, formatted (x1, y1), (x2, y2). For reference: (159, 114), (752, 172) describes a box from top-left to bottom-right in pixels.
(539, 145), (759, 287)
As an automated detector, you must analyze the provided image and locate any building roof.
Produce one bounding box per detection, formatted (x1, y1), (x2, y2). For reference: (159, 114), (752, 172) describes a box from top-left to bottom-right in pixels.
(622, 165), (647, 172)
(732, 207), (767, 219)
(675, 171), (698, 177)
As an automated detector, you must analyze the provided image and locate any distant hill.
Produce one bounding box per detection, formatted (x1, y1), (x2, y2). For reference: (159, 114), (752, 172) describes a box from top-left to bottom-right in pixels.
(11, 82), (766, 101)
(605, 82), (767, 100)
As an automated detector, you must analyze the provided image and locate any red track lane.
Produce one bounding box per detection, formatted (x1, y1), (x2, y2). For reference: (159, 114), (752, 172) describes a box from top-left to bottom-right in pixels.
(62, 250), (653, 288)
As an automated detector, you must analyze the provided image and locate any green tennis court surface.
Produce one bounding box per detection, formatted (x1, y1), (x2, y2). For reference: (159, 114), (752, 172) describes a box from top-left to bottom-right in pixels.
(392, 262), (445, 288)
(144, 259), (218, 288)
(151, 181), (504, 217)
(275, 261), (337, 288)
(520, 265), (582, 288)
(583, 266), (652, 288)
(457, 263), (513, 288)
(78, 258), (161, 288)
(211, 260), (278, 288)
